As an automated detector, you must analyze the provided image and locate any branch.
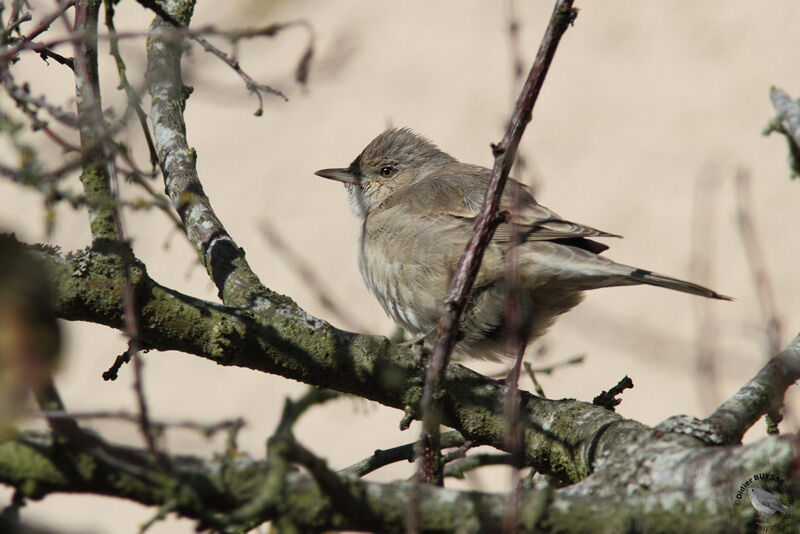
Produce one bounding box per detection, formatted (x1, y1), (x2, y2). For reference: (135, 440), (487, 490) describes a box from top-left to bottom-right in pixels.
(135, 0), (293, 114)
(146, 1), (269, 308)
(0, 425), (786, 532)
(72, 0), (116, 241)
(1, 0), (75, 62)
(29, 410), (245, 438)
(341, 431), (465, 479)
(706, 333), (800, 444)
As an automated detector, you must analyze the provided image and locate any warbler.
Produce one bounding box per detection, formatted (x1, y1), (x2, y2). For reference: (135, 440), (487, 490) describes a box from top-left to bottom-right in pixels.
(316, 128), (729, 359)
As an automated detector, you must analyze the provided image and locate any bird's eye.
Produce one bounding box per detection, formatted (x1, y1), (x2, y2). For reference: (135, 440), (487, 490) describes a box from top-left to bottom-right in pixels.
(379, 166), (393, 177)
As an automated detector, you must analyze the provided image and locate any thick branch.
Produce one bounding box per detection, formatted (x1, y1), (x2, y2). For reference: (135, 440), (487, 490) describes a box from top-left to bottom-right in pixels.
(73, 0), (116, 240)
(0, 426), (786, 532)
(145, 0), (269, 307)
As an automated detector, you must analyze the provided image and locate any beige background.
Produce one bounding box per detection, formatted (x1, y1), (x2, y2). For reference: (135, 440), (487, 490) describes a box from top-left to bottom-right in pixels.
(1, 1), (799, 532)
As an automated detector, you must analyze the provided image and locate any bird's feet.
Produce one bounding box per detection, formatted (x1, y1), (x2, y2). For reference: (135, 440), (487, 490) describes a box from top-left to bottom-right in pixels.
(397, 325), (439, 348)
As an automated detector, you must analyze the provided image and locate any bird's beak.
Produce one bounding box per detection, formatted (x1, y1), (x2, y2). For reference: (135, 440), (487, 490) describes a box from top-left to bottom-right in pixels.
(314, 167), (360, 185)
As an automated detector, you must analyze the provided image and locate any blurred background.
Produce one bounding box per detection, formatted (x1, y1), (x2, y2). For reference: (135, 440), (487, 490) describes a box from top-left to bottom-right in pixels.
(1, 0), (799, 531)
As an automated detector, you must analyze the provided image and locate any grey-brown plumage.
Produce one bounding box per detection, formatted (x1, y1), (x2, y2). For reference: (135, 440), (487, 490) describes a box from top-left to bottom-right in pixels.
(316, 128), (730, 359)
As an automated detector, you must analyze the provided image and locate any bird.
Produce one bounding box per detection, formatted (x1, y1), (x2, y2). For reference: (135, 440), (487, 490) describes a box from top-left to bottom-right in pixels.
(747, 484), (792, 516)
(315, 128), (730, 359)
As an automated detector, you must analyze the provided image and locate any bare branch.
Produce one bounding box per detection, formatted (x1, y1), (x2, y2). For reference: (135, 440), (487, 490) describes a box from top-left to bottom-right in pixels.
(706, 333), (800, 444)
(134, 0), (303, 114)
(340, 431), (465, 479)
(1, 0), (75, 61)
(146, 1), (270, 308)
(0, 424), (787, 531)
(29, 410), (245, 438)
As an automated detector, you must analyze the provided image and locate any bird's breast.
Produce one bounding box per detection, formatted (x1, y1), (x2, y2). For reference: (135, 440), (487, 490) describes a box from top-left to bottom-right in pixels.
(356, 217), (445, 335)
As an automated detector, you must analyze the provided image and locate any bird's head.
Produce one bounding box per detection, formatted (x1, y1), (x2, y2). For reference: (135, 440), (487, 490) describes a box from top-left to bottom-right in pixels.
(315, 127), (455, 218)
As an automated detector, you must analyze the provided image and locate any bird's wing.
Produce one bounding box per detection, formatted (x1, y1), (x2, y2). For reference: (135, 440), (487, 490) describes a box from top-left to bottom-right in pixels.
(387, 170), (620, 253)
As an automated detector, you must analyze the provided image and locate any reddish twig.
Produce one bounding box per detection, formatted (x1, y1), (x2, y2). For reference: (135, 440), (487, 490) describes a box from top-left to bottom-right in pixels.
(412, 0), (577, 530)
(134, 0), (293, 115)
(1, 0), (75, 62)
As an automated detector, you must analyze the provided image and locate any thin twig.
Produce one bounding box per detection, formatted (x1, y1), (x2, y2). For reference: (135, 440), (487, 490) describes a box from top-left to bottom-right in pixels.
(1, 76), (78, 126)
(110, 149), (165, 466)
(134, 0), (305, 114)
(3, 19), (316, 116)
(340, 431), (465, 479)
(412, 1), (577, 530)
(527, 354), (584, 375)
(30, 410), (245, 437)
(1, 0), (75, 60)
(522, 362), (547, 398)
(0, 66), (80, 152)
(490, 353), (584, 380)
(2, 9), (31, 40)
(502, 133), (526, 534)
(37, 47), (74, 69)
(505, 0), (543, 196)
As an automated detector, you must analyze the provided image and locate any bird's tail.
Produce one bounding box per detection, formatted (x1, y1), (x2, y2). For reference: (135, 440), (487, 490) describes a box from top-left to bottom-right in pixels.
(520, 243), (731, 300)
(624, 267), (731, 300)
